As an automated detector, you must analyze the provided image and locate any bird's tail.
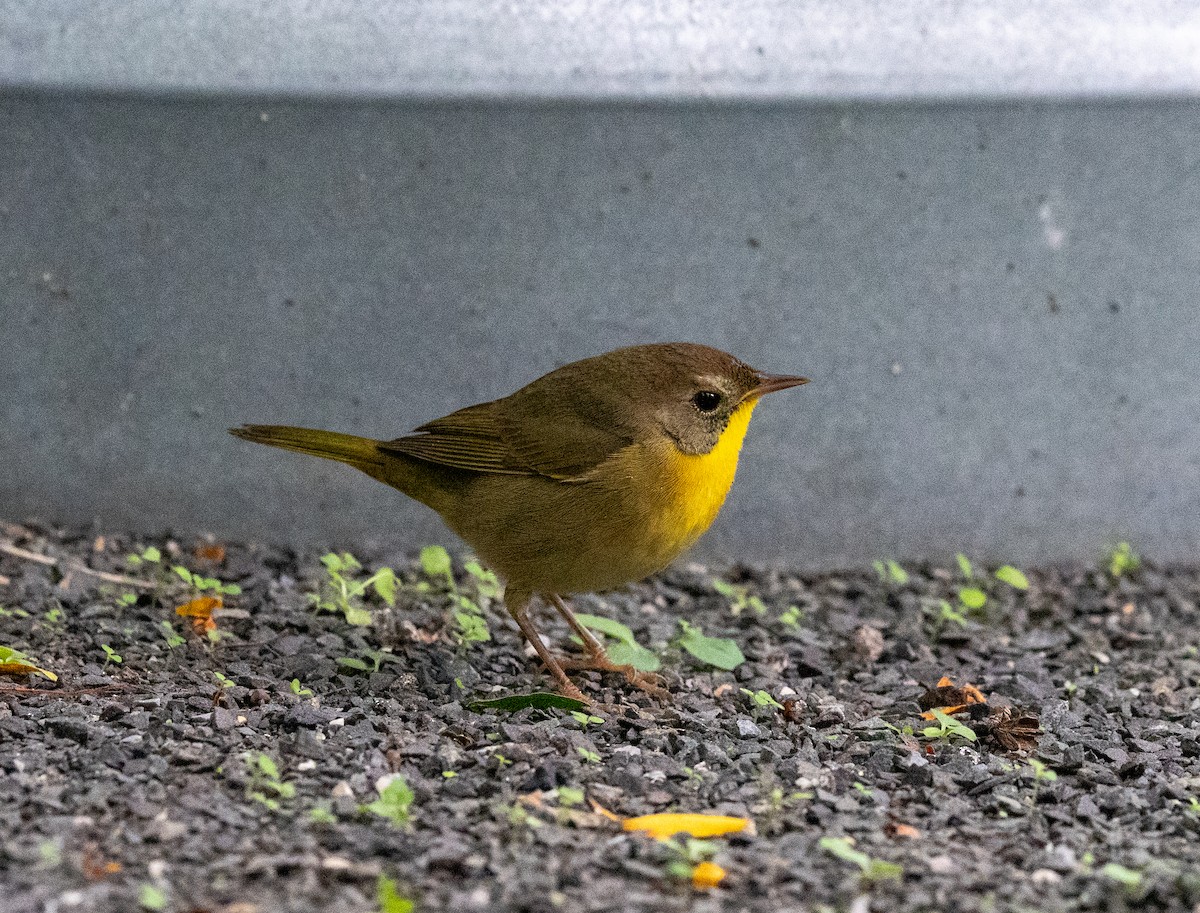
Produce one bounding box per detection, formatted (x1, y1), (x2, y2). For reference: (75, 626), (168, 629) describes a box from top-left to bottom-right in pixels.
(229, 424), (384, 473)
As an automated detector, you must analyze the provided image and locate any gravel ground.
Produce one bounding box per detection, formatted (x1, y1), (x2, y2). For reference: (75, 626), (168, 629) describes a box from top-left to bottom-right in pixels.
(1, 520), (1199, 913)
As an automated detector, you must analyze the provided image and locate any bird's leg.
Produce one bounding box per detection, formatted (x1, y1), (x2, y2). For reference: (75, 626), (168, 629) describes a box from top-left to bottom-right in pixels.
(547, 593), (669, 700)
(504, 587), (588, 703)
(546, 592), (608, 657)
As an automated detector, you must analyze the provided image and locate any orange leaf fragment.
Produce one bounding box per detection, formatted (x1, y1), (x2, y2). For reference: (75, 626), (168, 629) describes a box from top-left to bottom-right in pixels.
(589, 799), (622, 822)
(888, 822), (921, 839)
(176, 595), (222, 633)
(691, 860), (727, 889)
(919, 676), (986, 719)
(623, 813), (750, 841)
(194, 542), (227, 563)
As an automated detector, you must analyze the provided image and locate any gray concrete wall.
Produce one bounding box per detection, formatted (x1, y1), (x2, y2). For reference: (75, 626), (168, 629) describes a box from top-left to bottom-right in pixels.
(3, 3), (1199, 567)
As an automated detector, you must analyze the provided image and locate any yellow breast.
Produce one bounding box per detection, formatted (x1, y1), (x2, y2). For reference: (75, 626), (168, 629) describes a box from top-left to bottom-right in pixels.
(653, 397), (760, 552)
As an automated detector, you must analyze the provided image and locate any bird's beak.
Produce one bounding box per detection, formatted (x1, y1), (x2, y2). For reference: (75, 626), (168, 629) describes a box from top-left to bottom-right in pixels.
(750, 372), (809, 396)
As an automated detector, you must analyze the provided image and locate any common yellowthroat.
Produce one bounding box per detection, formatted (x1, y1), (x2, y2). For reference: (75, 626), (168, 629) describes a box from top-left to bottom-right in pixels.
(231, 342), (807, 700)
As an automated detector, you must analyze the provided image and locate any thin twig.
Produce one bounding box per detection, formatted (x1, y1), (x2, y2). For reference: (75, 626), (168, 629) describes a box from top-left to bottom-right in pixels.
(0, 541), (155, 590)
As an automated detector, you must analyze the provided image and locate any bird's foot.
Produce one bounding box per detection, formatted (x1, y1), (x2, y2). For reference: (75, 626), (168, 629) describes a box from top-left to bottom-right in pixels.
(559, 654), (670, 701)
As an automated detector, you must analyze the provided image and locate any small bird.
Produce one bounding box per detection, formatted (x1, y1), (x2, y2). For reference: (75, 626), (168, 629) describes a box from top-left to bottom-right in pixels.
(231, 343), (807, 700)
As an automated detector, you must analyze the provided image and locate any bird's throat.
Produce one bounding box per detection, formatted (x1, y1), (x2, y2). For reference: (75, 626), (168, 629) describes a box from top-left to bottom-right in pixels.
(663, 397), (760, 546)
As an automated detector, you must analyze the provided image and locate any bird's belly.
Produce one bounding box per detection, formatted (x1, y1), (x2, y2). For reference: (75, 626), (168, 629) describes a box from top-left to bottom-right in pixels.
(446, 415), (752, 594)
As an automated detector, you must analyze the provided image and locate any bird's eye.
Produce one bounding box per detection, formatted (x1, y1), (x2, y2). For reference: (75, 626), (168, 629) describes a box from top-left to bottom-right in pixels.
(692, 390), (722, 413)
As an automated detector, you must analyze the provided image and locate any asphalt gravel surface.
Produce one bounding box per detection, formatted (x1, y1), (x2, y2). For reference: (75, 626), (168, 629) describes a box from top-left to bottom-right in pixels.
(1, 520), (1198, 913)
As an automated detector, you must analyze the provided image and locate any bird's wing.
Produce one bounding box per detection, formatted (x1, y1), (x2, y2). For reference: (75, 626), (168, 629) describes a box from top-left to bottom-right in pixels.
(378, 402), (532, 476)
(379, 384), (637, 482)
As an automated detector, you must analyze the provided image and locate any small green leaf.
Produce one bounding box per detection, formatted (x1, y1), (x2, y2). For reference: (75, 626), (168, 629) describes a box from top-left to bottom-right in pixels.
(994, 565), (1029, 590)
(172, 565), (194, 585)
(309, 804), (337, 824)
(955, 553), (973, 578)
(419, 545), (453, 581)
(372, 568), (397, 605)
(574, 613), (637, 645)
(876, 559), (909, 585)
(376, 874), (415, 913)
(818, 836), (902, 881)
(337, 657), (371, 672)
(344, 605), (373, 627)
(577, 747), (601, 763)
(466, 692), (588, 713)
(1101, 862), (1143, 888)
(574, 613), (660, 671)
(959, 587), (988, 610)
(676, 620), (745, 671)
(138, 883), (167, 911)
(557, 786), (585, 807)
(741, 688), (783, 709)
(711, 578), (737, 597)
(364, 777), (414, 827)
(922, 708), (977, 742)
(607, 641), (661, 673)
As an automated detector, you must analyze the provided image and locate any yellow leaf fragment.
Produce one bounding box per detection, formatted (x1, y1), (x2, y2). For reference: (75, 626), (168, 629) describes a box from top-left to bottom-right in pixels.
(691, 860), (726, 889)
(623, 813), (750, 841)
(0, 661), (57, 682)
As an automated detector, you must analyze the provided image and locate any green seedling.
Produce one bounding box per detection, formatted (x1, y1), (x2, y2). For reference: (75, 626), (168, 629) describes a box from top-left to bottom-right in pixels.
(290, 678), (314, 698)
(0, 645), (58, 681)
(212, 671), (234, 688)
(570, 709), (605, 729)
(712, 577), (767, 616)
(663, 837), (720, 882)
(1027, 758), (1058, 783)
(819, 835), (903, 882)
(873, 559), (909, 586)
(0, 604), (31, 618)
(363, 776), (414, 828)
(576, 747), (601, 764)
(418, 546), (497, 645)
(336, 649), (398, 674)
(376, 874), (415, 913)
(442, 770), (457, 779)
(920, 596), (967, 637)
(741, 688), (784, 710)
(310, 552), (396, 626)
(955, 553), (974, 578)
(921, 709), (977, 743)
(100, 644), (123, 666)
(1108, 542), (1141, 578)
(172, 564), (241, 597)
(43, 602), (64, 626)
(159, 621), (185, 649)
(777, 605), (803, 631)
(244, 752), (295, 811)
(556, 786), (585, 808)
(573, 613), (660, 672)
(675, 620), (745, 671)
(308, 804), (337, 824)
(118, 592), (138, 607)
(1100, 862), (1143, 890)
